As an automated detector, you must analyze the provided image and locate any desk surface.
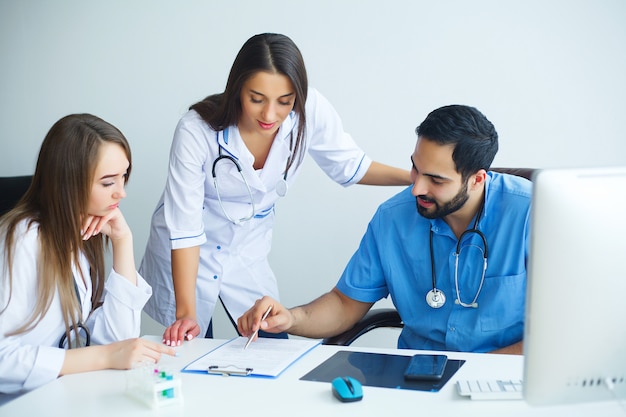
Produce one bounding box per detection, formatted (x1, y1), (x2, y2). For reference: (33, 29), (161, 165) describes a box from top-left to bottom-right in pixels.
(0, 337), (622, 416)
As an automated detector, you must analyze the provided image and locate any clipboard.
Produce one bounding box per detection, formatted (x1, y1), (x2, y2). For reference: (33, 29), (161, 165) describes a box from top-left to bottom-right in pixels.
(300, 350), (465, 392)
(182, 337), (320, 378)
(207, 365), (254, 376)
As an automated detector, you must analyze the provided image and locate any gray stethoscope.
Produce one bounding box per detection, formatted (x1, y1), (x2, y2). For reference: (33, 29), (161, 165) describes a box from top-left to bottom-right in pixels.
(425, 200), (488, 309)
(212, 128), (294, 224)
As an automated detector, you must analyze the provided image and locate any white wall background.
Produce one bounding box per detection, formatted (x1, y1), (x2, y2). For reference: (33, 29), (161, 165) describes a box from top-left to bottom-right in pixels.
(2, 1), (625, 345)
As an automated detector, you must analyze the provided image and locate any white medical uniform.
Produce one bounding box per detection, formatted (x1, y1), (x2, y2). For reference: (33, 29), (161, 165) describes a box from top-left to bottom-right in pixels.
(0, 220), (152, 394)
(140, 88), (372, 335)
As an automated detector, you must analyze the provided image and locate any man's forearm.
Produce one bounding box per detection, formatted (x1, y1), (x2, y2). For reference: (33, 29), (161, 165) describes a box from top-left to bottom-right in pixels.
(288, 289), (372, 339)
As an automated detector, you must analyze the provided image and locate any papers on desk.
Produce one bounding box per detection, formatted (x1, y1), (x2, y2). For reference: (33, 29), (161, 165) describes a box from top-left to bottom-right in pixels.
(182, 337), (320, 378)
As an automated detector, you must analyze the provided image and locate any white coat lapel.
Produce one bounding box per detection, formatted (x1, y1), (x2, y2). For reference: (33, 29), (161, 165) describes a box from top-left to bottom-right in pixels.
(221, 127), (267, 193)
(258, 112), (297, 186)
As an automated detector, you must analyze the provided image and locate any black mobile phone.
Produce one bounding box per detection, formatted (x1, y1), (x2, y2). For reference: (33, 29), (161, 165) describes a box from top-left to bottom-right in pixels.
(403, 354), (448, 381)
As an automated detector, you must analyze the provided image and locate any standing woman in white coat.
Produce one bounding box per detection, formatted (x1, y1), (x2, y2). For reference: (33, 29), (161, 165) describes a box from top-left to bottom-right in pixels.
(0, 114), (174, 397)
(140, 33), (411, 346)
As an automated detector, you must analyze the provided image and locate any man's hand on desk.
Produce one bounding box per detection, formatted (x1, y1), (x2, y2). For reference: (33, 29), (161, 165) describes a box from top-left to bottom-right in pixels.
(239, 290), (373, 341)
(237, 296), (293, 340)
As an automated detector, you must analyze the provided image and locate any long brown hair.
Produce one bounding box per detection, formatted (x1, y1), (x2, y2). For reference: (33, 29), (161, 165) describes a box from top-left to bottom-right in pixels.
(190, 33), (309, 171)
(0, 114), (131, 342)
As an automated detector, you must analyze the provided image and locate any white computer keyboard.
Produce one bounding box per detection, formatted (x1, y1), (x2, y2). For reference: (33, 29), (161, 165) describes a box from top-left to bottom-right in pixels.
(456, 379), (523, 400)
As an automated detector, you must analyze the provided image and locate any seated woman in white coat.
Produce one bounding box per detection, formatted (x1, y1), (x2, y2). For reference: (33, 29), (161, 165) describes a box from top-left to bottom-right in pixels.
(0, 114), (175, 397)
(140, 33), (411, 347)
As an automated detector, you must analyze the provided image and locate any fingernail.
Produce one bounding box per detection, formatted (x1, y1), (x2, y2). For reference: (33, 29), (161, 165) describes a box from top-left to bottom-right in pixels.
(186, 334), (194, 341)
(177, 340), (181, 346)
(165, 340), (170, 346)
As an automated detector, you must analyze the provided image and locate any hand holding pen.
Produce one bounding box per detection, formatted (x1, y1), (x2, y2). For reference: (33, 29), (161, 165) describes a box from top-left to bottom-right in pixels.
(237, 296), (293, 343)
(244, 305), (272, 349)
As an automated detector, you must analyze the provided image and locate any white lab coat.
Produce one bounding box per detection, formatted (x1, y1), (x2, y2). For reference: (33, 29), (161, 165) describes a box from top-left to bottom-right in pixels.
(140, 88), (372, 335)
(0, 220), (152, 394)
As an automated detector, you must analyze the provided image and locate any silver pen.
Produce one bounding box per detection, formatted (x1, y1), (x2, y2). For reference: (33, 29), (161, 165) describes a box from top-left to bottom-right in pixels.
(244, 305), (272, 350)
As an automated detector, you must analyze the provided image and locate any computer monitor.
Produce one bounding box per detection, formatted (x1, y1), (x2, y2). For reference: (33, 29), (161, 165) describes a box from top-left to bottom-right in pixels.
(523, 166), (626, 406)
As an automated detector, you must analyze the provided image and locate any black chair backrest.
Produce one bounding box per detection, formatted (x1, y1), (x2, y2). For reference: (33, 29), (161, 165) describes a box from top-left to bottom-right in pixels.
(491, 167), (535, 181)
(0, 175), (33, 216)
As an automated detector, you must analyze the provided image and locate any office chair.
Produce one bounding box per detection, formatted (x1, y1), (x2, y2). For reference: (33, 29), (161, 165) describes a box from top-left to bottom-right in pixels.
(322, 167), (536, 346)
(0, 175), (33, 216)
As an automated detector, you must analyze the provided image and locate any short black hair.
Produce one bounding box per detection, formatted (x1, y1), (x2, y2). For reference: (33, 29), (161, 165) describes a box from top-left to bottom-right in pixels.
(416, 105), (498, 180)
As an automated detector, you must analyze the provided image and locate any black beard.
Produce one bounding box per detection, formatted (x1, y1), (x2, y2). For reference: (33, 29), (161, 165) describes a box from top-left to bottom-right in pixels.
(416, 182), (469, 219)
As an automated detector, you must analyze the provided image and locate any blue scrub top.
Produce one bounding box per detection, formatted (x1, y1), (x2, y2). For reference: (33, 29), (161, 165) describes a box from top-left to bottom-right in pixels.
(336, 172), (532, 352)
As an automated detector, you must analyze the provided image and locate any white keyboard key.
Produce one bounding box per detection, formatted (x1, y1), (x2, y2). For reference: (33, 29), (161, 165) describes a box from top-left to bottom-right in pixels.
(456, 379), (523, 400)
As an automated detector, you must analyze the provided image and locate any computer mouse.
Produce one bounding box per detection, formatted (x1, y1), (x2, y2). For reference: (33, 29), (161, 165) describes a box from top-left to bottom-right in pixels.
(331, 376), (363, 402)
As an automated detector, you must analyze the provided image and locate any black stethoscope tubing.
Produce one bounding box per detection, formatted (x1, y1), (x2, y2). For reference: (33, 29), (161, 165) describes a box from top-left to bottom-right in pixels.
(427, 197), (488, 309)
(212, 129), (294, 204)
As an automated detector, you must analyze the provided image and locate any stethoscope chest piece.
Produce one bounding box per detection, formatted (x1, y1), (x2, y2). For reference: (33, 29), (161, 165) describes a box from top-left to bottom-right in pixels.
(426, 288), (446, 309)
(275, 177), (288, 197)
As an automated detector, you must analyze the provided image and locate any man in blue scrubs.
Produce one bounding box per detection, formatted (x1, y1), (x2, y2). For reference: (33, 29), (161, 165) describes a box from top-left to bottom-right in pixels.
(238, 105), (531, 354)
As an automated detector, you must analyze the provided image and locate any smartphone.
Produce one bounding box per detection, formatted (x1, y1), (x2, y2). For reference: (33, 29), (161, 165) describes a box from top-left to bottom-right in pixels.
(403, 354), (448, 381)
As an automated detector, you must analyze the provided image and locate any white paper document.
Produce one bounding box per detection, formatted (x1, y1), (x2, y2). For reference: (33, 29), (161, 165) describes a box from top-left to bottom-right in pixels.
(182, 337), (320, 377)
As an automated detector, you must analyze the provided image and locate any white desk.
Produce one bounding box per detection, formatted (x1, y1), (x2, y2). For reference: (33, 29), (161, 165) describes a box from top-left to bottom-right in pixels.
(0, 337), (621, 416)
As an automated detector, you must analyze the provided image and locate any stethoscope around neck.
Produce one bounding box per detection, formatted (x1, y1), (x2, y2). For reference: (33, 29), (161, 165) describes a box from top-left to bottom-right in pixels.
(58, 280), (91, 349)
(425, 201), (489, 309)
(212, 128), (293, 225)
